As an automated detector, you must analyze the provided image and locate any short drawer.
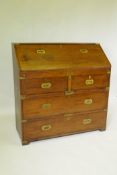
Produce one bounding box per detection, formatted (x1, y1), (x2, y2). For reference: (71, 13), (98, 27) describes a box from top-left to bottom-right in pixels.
(72, 74), (109, 90)
(22, 89), (108, 119)
(23, 111), (107, 141)
(20, 77), (67, 95)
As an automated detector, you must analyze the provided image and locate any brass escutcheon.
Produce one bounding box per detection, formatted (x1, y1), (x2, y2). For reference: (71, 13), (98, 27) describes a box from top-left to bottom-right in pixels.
(80, 49), (88, 54)
(41, 124), (52, 131)
(84, 99), (93, 105)
(83, 118), (92, 125)
(41, 82), (52, 89)
(37, 49), (45, 54)
(42, 103), (52, 109)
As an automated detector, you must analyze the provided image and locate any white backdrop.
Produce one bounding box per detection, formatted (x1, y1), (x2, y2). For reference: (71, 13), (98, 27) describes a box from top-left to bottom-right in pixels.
(0, 0), (117, 116)
(0, 1), (117, 175)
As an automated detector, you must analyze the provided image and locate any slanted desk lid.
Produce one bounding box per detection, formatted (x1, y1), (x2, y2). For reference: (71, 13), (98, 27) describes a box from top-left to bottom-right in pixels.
(14, 43), (111, 71)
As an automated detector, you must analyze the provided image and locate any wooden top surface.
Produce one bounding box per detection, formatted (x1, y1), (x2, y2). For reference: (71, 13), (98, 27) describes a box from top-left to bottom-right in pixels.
(14, 43), (111, 71)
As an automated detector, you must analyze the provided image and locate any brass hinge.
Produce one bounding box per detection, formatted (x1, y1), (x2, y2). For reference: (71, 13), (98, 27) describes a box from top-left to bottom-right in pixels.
(22, 120), (27, 123)
(106, 87), (110, 91)
(20, 95), (26, 100)
(20, 76), (26, 80)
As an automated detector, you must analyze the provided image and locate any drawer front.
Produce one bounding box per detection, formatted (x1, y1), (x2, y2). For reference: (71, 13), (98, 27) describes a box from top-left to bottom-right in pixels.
(72, 74), (109, 90)
(22, 90), (108, 119)
(21, 77), (67, 95)
(23, 111), (107, 141)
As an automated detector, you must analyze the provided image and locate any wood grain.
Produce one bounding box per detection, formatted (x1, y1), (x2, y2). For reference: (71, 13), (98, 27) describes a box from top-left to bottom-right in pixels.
(22, 89), (108, 119)
(15, 43), (111, 71)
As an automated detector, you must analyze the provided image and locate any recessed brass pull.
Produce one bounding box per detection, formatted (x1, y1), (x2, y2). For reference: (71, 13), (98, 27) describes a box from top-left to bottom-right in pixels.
(42, 103), (52, 109)
(84, 99), (93, 105)
(85, 79), (94, 85)
(85, 75), (94, 85)
(41, 82), (52, 89)
(41, 124), (52, 131)
(80, 49), (88, 54)
(37, 49), (45, 54)
(83, 118), (92, 125)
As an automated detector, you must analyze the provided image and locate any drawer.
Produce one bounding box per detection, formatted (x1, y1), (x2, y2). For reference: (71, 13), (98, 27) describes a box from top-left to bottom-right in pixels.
(23, 111), (107, 141)
(22, 90), (108, 119)
(20, 77), (67, 95)
(72, 74), (109, 90)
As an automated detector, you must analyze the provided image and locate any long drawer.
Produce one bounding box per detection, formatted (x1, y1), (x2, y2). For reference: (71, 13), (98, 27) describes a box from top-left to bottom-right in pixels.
(23, 111), (107, 142)
(22, 89), (108, 119)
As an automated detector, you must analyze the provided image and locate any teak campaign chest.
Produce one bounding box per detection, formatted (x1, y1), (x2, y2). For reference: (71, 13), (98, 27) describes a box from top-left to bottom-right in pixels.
(12, 43), (111, 145)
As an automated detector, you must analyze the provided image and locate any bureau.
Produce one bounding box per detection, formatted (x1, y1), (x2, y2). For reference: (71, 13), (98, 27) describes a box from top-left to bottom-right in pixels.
(12, 43), (111, 145)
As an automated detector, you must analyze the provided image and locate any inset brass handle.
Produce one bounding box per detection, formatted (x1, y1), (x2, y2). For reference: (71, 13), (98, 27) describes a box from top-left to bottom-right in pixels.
(41, 82), (52, 89)
(84, 99), (93, 105)
(80, 49), (88, 54)
(85, 75), (94, 85)
(83, 118), (92, 125)
(41, 124), (52, 131)
(42, 103), (52, 109)
(37, 49), (45, 54)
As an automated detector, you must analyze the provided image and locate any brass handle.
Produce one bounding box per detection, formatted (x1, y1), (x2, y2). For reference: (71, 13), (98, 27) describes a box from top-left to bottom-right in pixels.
(42, 103), (52, 109)
(84, 99), (93, 105)
(80, 49), (88, 54)
(37, 49), (45, 54)
(85, 75), (94, 85)
(41, 82), (52, 89)
(41, 124), (52, 131)
(83, 118), (92, 125)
